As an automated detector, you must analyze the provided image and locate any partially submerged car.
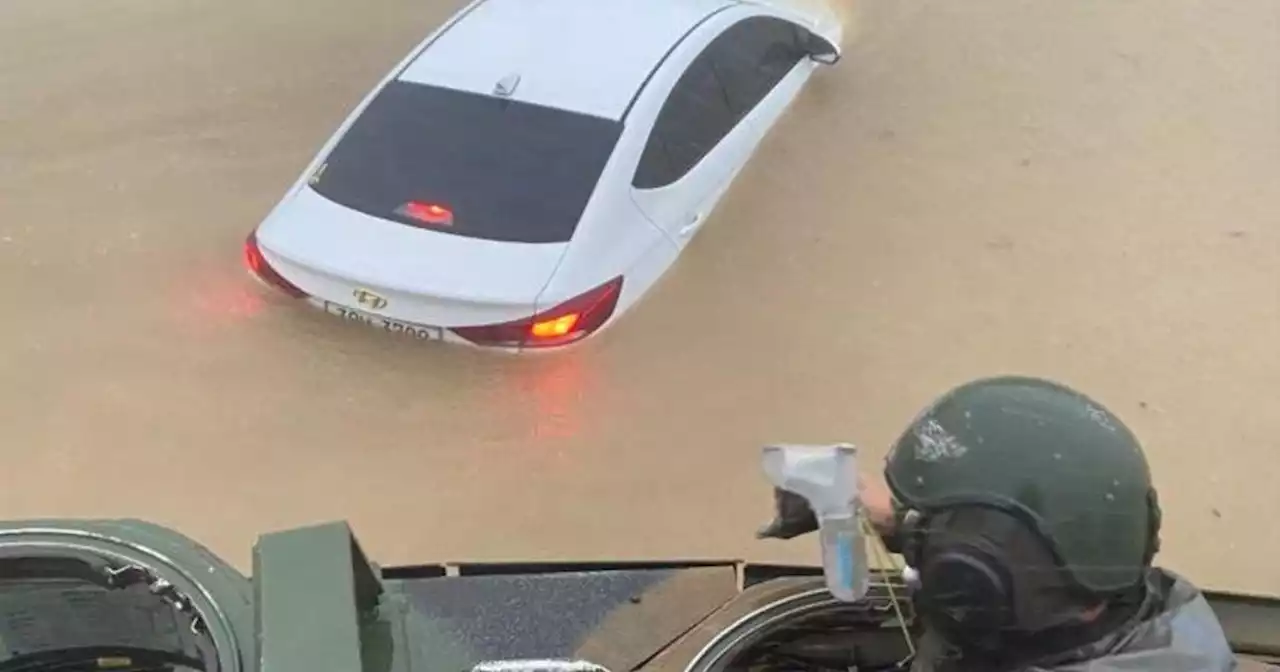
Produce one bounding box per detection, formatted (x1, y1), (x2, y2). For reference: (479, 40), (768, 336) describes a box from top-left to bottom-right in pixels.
(2, 518), (1277, 672)
(245, 0), (842, 352)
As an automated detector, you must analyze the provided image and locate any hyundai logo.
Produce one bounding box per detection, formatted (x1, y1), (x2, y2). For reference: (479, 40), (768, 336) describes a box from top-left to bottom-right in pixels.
(352, 288), (388, 310)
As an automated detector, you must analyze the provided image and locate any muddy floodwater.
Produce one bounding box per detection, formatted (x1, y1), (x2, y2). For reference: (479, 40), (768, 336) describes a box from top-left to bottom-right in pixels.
(1, 0), (1278, 594)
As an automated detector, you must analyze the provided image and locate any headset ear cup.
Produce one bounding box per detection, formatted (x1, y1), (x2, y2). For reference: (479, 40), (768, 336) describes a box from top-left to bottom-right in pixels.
(918, 550), (1016, 634)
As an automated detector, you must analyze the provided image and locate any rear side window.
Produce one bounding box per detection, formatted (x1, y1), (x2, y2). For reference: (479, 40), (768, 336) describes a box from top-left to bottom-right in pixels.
(712, 17), (809, 117)
(633, 16), (811, 190)
(632, 55), (740, 190)
(311, 81), (624, 244)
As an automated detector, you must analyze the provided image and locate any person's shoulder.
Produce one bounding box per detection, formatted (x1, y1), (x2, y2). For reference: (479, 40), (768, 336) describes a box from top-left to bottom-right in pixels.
(1147, 567), (1210, 607)
(1147, 569), (1280, 672)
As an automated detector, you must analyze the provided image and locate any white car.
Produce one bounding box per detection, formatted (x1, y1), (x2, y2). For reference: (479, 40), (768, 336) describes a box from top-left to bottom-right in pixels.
(246, 0), (841, 352)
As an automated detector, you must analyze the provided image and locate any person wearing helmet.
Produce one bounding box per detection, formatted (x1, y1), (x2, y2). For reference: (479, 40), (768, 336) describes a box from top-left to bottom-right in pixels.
(763, 375), (1237, 671)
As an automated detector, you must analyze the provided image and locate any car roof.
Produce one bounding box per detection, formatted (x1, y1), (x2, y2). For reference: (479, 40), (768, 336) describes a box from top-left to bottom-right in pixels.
(397, 0), (737, 121)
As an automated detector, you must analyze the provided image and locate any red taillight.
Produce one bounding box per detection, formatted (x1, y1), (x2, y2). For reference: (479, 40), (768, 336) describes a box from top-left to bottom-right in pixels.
(397, 201), (453, 227)
(452, 276), (624, 349)
(244, 232), (307, 299)
(530, 313), (580, 339)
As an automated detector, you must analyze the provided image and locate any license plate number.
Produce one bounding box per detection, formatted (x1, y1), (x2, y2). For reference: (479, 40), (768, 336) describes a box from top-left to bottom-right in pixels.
(321, 301), (443, 341)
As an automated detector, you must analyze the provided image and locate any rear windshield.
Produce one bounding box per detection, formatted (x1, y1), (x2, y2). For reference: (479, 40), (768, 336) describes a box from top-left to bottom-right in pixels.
(310, 80), (624, 244)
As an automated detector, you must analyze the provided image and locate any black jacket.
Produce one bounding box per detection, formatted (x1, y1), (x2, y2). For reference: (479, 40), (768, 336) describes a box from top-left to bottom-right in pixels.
(912, 569), (1237, 672)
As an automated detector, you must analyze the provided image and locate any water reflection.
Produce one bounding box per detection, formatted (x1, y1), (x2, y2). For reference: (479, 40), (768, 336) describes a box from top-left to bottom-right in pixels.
(497, 354), (593, 444)
(171, 262), (269, 337)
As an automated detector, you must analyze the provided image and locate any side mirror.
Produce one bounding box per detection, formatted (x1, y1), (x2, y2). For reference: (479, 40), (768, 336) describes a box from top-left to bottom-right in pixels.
(805, 32), (841, 65)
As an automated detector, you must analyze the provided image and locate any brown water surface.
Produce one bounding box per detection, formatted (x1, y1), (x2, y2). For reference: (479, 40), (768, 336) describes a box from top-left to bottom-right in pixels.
(1, 0), (1277, 593)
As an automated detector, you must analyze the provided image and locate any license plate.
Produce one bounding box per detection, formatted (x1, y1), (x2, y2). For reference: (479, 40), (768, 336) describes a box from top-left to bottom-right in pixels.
(320, 301), (443, 341)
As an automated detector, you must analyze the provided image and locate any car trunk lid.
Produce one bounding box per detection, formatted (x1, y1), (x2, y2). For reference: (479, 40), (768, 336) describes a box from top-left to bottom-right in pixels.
(255, 187), (569, 328)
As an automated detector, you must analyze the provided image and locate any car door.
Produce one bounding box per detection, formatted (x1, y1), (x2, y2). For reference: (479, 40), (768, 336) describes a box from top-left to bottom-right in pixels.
(630, 14), (833, 247)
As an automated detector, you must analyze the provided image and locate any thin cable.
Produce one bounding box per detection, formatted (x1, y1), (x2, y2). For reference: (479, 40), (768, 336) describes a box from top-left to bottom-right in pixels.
(859, 514), (916, 659)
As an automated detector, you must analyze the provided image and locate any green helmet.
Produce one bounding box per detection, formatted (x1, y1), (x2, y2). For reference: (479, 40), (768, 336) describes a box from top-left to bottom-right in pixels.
(884, 375), (1161, 595)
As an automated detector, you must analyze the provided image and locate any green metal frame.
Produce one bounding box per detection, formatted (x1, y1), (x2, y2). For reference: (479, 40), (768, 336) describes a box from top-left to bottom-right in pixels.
(3, 518), (1274, 672)
(253, 522), (384, 672)
(252, 522), (1280, 668)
